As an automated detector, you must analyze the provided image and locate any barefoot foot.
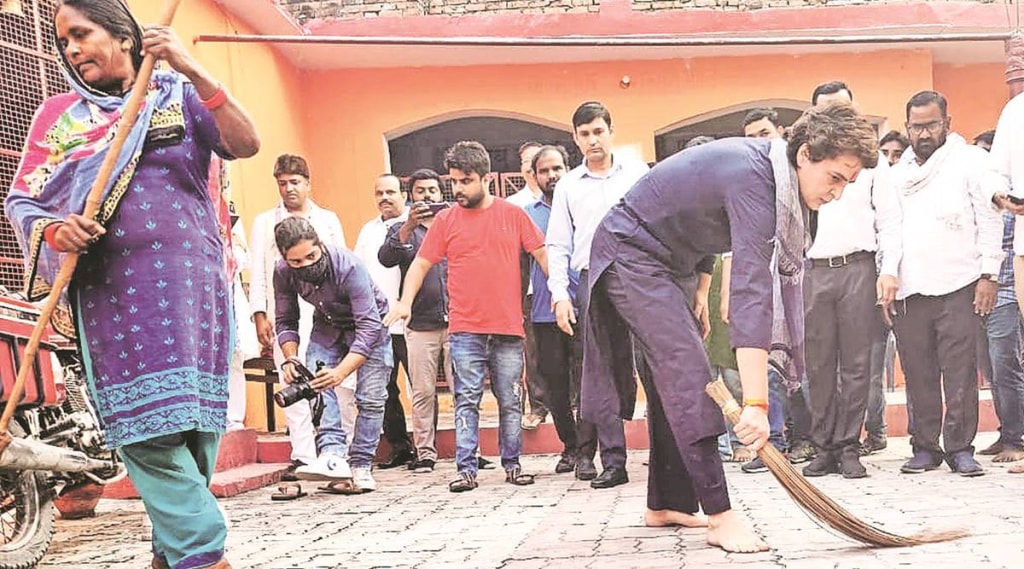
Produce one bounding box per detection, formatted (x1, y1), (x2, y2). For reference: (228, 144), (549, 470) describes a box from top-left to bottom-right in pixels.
(645, 508), (709, 528)
(992, 448), (1024, 463)
(706, 510), (768, 553)
(1009, 462), (1024, 474)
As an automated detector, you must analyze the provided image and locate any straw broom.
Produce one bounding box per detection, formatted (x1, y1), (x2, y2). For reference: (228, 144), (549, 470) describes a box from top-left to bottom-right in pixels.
(705, 379), (968, 547)
(0, 0), (184, 452)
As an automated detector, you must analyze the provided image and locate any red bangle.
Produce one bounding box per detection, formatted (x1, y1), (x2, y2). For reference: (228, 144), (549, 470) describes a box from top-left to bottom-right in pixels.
(200, 85), (228, 111)
(43, 222), (64, 251)
(743, 399), (769, 412)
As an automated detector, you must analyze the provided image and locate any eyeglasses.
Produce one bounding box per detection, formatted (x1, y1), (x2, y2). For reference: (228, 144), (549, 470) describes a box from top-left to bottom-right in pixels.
(905, 120), (946, 135)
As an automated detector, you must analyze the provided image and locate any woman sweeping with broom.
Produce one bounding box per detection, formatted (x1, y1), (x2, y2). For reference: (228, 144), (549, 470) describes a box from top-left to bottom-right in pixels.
(5, 1), (259, 567)
(581, 103), (878, 553)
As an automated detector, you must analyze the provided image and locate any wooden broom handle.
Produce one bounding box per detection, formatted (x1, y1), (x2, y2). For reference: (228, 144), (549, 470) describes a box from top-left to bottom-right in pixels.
(0, 0), (184, 439)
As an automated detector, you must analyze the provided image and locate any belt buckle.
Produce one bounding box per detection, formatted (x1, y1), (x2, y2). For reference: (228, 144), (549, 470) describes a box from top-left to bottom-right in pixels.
(827, 255), (847, 268)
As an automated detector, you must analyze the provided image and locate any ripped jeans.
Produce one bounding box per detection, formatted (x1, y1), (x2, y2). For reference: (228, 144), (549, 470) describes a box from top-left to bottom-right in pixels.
(449, 333), (524, 475)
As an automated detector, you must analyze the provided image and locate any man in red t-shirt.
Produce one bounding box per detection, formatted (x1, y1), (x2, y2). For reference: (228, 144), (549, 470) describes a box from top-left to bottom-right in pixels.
(385, 141), (548, 492)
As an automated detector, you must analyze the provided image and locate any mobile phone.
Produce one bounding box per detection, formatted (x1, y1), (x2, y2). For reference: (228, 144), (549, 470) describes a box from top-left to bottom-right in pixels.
(1007, 194), (1024, 206)
(426, 202), (451, 214)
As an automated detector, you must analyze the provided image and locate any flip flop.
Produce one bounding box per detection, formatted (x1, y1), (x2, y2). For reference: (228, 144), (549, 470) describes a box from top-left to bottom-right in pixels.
(270, 482), (306, 501)
(318, 480), (360, 495)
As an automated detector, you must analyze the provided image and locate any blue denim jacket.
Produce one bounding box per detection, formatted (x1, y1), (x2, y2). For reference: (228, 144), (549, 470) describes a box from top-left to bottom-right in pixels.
(273, 244), (389, 357)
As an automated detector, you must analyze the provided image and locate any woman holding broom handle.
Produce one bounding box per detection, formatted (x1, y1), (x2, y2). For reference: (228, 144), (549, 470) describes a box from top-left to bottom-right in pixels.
(5, 1), (258, 567)
(581, 103), (878, 553)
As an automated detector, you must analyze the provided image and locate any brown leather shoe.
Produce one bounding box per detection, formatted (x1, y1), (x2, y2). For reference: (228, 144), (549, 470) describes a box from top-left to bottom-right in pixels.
(152, 557), (170, 569)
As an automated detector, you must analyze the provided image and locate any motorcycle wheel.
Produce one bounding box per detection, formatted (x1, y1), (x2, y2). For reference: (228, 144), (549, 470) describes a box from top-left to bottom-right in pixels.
(0, 424), (55, 569)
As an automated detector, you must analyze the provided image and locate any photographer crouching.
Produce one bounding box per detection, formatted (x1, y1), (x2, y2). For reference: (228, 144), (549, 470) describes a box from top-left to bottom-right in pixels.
(273, 216), (394, 493)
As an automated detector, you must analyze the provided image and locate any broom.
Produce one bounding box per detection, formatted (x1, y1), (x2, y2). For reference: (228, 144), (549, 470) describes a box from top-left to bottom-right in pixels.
(705, 379), (968, 547)
(0, 0), (184, 453)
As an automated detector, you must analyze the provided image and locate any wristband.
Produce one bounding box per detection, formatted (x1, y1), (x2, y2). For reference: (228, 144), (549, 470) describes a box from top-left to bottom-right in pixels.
(43, 222), (64, 251)
(200, 84), (228, 111)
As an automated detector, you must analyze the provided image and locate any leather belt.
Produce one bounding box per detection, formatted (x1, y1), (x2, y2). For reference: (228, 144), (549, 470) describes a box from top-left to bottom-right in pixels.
(808, 250), (875, 269)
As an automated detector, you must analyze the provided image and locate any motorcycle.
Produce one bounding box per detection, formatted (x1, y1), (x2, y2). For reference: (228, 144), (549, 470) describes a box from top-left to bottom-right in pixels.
(0, 291), (124, 569)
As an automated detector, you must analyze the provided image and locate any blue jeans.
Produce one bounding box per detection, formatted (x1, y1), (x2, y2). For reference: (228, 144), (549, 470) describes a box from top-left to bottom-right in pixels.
(767, 368), (789, 452)
(306, 337), (393, 468)
(449, 333), (524, 475)
(986, 303), (1024, 448)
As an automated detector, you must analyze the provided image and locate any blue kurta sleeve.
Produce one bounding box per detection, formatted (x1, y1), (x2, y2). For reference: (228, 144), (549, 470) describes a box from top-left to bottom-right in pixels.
(337, 258), (386, 358)
(273, 262), (301, 347)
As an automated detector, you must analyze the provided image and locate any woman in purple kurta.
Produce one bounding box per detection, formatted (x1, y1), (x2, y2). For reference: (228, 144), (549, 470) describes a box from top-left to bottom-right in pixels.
(4, 1), (258, 567)
(582, 105), (879, 553)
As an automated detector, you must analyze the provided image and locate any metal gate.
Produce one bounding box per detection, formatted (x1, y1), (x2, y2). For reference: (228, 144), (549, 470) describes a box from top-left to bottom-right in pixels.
(0, 0), (68, 291)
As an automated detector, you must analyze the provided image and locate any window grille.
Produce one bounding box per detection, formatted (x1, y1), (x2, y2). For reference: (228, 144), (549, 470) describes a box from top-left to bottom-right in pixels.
(0, 0), (68, 291)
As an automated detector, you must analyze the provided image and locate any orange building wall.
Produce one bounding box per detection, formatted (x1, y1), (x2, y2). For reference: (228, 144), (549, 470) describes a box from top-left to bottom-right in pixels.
(933, 62), (1010, 141)
(298, 50), (939, 235)
(126, 0), (310, 236)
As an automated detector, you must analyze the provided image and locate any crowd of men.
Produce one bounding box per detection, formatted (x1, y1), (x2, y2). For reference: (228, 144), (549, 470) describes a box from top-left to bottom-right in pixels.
(226, 79), (1024, 503)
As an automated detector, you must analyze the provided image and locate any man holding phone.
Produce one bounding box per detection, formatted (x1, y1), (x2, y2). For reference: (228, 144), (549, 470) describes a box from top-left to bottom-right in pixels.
(378, 169), (451, 473)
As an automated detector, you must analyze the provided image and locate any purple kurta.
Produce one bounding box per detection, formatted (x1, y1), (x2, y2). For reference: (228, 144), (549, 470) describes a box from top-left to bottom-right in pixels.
(583, 137), (777, 441)
(73, 87), (231, 448)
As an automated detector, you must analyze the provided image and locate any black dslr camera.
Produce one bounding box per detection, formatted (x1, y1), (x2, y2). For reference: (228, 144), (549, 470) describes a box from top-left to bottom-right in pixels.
(274, 360), (325, 408)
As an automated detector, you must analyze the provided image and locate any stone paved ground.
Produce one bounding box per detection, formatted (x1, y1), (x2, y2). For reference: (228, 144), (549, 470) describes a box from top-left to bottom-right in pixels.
(38, 435), (1024, 569)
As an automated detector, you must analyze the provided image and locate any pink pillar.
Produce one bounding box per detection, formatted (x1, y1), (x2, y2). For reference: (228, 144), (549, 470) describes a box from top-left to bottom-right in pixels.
(1007, 31), (1024, 98)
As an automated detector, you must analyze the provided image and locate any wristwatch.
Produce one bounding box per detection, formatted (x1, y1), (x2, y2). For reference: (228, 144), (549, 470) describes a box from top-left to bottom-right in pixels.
(981, 273), (998, 283)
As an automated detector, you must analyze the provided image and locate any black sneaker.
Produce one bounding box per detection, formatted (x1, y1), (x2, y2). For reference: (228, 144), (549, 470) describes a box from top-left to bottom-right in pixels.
(802, 451), (838, 477)
(410, 459), (435, 474)
(946, 451), (985, 477)
(281, 459), (306, 482)
(377, 447), (415, 470)
(741, 456), (769, 474)
(859, 435), (888, 456)
(900, 451), (943, 474)
(555, 454), (576, 474)
(788, 440), (817, 464)
(477, 457), (497, 470)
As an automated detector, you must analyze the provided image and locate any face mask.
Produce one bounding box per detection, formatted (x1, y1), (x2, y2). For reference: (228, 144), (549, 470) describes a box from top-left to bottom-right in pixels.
(294, 249), (330, 284)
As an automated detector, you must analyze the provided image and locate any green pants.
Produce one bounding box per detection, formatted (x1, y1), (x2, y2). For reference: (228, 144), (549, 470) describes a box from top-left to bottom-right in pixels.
(119, 430), (225, 569)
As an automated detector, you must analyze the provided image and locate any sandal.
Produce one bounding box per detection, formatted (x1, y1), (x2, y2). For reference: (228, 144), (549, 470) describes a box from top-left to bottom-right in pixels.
(318, 480), (360, 494)
(449, 472), (478, 493)
(270, 482), (307, 501)
(505, 466), (536, 486)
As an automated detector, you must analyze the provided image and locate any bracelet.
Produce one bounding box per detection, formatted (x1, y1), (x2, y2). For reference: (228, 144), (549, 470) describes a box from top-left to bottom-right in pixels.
(200, 84), (228, 111)
(743, 399), (769, 412)
(43, 222), (64, 252)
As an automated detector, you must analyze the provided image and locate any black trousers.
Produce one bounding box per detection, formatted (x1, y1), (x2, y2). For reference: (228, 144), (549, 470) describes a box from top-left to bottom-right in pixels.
(522, 298), (547, 416)
(804, 256), (877, 452)
(892, 283), (980, 456)
(383, 334), (412, 449)
(533, 323), (579, 455)
(576, 269), (626, 469)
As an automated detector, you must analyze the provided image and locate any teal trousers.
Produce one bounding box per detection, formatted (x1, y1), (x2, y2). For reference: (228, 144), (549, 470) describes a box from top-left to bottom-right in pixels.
(119, 430), (225, 569)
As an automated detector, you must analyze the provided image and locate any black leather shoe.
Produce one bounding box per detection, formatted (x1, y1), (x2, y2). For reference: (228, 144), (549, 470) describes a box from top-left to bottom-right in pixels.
(802, 451), (838, 477)
(839, 448), (867, 479)
(377, 447), (415, 470)
(946, 451), (985, 477)
(555, 454), (576, 474)
(576, 459), (598, 481)
(590, 467), (628, 489)
(900, 450), (943, 474)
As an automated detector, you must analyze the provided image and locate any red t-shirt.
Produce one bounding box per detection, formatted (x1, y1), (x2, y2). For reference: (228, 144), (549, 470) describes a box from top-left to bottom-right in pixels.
(418, 198), (545, 337)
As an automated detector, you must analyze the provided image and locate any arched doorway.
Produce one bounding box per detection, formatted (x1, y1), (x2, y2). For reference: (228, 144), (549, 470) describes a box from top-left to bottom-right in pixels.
(654, 99), (808, 162)
(386, 111), (581, 197)
(654, 99), (887, 162)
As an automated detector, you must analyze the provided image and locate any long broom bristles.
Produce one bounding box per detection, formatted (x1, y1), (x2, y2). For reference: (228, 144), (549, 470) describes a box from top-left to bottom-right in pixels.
(706, 379), (969, 547)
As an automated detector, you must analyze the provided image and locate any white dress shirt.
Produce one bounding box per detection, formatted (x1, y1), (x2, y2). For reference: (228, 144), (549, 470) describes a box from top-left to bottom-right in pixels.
(546, 156), (650, 303)
(990, 92), (1024, 253)
(505, 186), (540, 208)
(805, 155), (902, 276)
(249, 200), (347, 324)
(890, 135), (1006, 300)
(353, 211), (407, 335)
